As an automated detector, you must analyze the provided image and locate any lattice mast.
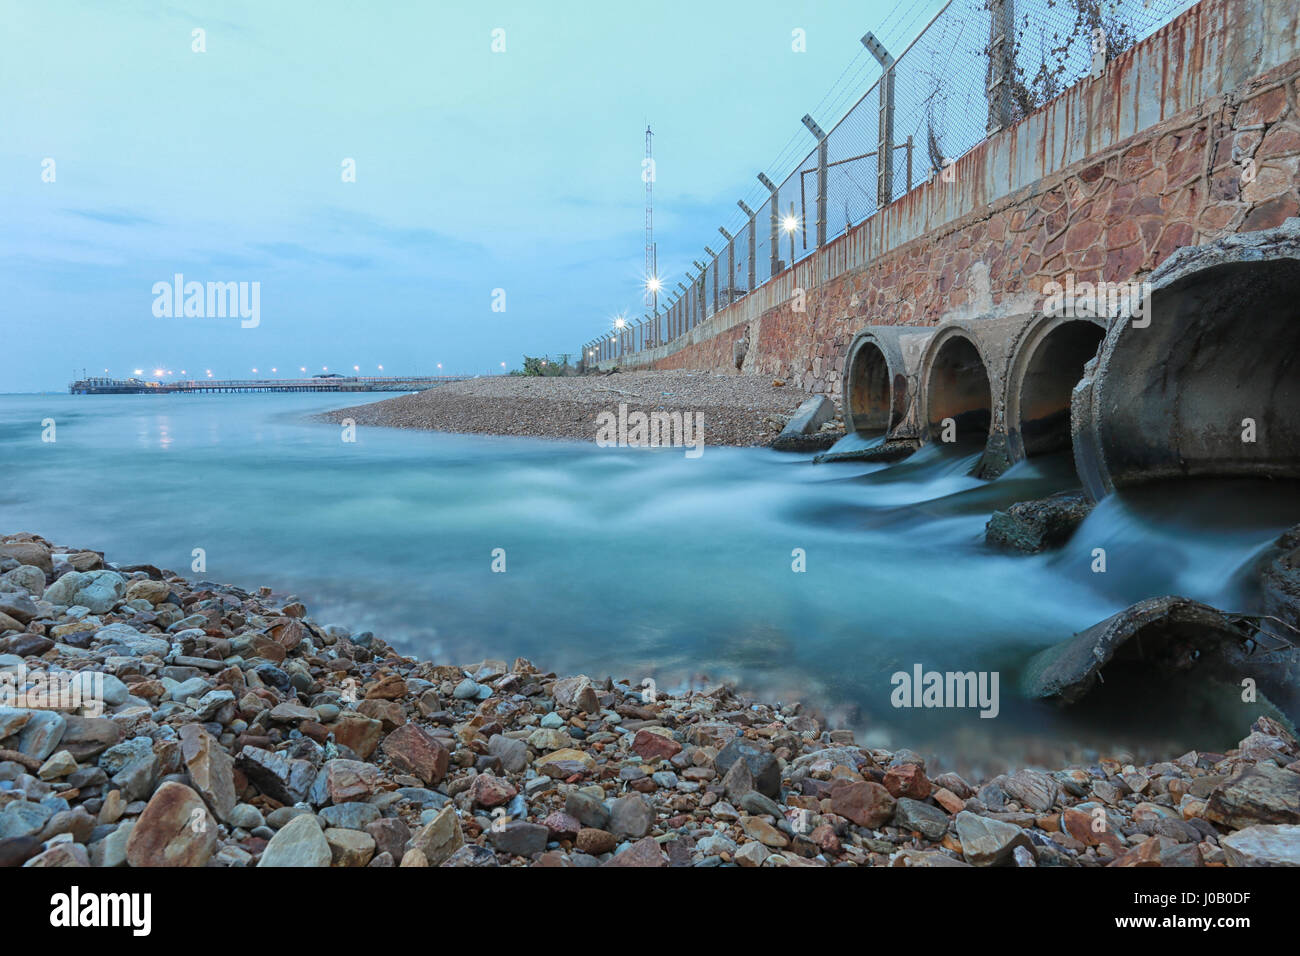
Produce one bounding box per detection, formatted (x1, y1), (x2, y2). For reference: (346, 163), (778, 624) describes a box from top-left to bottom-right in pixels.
(645, 124), (655, 310)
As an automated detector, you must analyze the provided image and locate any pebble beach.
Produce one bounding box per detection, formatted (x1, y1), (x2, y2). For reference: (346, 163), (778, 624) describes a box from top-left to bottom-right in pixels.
(2, 531), (1299, 868)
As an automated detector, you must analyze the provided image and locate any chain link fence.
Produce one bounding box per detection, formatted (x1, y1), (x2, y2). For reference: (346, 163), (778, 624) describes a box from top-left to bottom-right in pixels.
(583, 0), (1200, 365)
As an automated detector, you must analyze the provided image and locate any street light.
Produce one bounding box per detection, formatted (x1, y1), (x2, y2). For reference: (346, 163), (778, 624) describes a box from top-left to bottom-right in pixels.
(782, 202), (798, 266)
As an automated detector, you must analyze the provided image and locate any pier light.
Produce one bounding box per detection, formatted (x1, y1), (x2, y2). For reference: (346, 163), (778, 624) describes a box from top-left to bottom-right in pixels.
(500, 361), (506, 368)
(322, 366), (328, 371)
(300, 367), (306, 373)
(378, 364), (384, 371)
(782, 213), (798, 234)
(153, 369), (164, 377)
(134, 369), (143, 376)
(271, 367), (277, 373)
(353, 365), (359, 371)
(646, 276), (662, 293)
(252, 368), (258, 373)
(206, 370), (212, 377)
(614, 316), (627, 330)
(180, 370), (186, 375)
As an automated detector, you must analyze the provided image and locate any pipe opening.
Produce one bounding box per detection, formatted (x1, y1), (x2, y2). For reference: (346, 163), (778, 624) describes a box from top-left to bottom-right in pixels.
(846, 341), (892, 434)
(1096, 258), (1300, 487)
(1017, 320), (1105, 457)
(926, 335), (992, 446)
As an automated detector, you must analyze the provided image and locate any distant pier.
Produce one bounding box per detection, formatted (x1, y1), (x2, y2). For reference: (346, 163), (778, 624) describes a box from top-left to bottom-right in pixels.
(68, 375), (475, 395)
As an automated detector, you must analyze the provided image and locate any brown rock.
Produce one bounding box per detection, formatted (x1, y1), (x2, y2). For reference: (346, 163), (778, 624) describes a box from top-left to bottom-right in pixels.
(329, 713), (383, 760)
(125, 781), (217, 867)
(576, 827), (618, 854)
(883, 763), (931, 800)
(631, 728), (682, 762)
(179, 723), (237, 823)
(381, 723), (449, 785)
(601, 836), (667, 867)
(831, 781), (896, 828)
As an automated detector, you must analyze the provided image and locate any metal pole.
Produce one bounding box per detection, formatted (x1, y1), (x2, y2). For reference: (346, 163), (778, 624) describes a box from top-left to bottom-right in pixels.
(738, 200), (756, 293)
(863, 33), (896, 207)
(802, 115), (827, 248)
(906, 135), (913, 192)
(757, 173), (779, 278)
(719, 226), (734, 307)
(985, 0), (1014, 134)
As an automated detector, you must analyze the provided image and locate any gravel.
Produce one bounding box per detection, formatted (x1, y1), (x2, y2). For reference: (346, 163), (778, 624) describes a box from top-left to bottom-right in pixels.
(317, 371), (824, 447)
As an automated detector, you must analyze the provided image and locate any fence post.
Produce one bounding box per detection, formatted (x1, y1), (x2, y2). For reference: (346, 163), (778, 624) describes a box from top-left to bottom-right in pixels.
(801, 115), (828, 248)
(738, 200), (757, 293)
(986, 0), (1015, 134)
(704, 247), (719, 316)
(863, 33), (896, 208)
(906, 135), (914, 192)
(719, 227), (734, 307)
(757, 173), (779, 277)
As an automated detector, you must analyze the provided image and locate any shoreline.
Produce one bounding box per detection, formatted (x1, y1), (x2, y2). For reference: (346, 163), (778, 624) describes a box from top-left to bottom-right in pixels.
(316, 370), (834, 447)
(2, 531), (1299, 867)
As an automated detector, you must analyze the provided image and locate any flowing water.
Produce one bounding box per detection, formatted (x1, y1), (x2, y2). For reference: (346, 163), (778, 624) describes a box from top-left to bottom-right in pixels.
(2, 392), (1296, 775)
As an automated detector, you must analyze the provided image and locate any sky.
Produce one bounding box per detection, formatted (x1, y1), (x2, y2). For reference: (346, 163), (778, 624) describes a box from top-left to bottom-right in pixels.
(1, 0), (948, 391)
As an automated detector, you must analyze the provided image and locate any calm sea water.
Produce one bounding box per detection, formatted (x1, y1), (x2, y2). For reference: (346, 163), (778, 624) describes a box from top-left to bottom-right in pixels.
(2, 392), (1295, 773)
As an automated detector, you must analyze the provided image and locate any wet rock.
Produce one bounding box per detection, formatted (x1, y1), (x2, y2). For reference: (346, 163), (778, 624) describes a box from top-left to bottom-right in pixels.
(985, 491), (1092, 553)
(125, 781), (217, 867)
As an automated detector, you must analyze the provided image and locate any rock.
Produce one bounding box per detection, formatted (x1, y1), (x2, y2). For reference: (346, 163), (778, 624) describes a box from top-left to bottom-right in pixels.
(740, 814), (789, 847)
(489, 820), (548, 857)
(1205, 762), (1300, 829)
(69, 570), (127, 613)
(894, 797), (949, 840)
(883, 763), (931, 800)
(955, 811), (1035, 866)
(329, 714), (383, 760)
(735, 841), (771, 867)
(59, 716), (120, 761)
(830, 781), (896, 828)
(1221, 823), (1300, 866)
(542, 811), (581, 841)
(0, 836), (42, 867)
(715, 737), (781, 798)
(1, 565), (46, 597)
(443, 844), (499, 867)
(631, 727), (681, 762)
(90, 821), (134, 867)
(468, 773), (516, 808)
(17, 710), (67, 761)
(319, 802), (381, 831)
(576, 827), (617, 854)
(124, 579), (171, 606)
(985, 491), (1092, 552)
(325, 827), (376, 866)
(779, 395), (836, 437)
(37, 750), (77, 780)
(1002, 768), (1060, 812)
(366, 818), (410, 861)
(23, 843), (90, 867)
(738, 790), (784, 819)
(0, 593), (39, 625)
(235, 746), (317, 805)
(609, 793), (653, 839)
(381, 723), (449, 785)
(535, 748), (596, 778)
(258, 813), (332, 867)
(0, 541), (52, 575)
(125, 781), (218, 867)
(601, 836), (667, 867)
(408, 805), (463, 866)
(179, 723), (236, 823)
(552, 675), (601, 713)
(310, 759), (378, 805)
(487, 734), (528, 773)
(564, 790), (610, 829)
(721, 752), (754, 800)
(0, 802), (53, 839)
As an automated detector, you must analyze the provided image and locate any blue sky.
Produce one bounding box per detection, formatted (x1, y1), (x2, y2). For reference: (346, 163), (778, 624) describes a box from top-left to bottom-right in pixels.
(2, 0), (945, 391)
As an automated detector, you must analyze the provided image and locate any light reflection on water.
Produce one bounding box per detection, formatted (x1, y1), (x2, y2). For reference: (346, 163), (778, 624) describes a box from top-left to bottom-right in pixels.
(0, 392), (1295, 774)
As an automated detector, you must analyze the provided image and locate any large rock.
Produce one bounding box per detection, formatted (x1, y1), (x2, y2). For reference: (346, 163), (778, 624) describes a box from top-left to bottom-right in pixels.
(779, 395), (836, 436)
(488, 821), (548, 857)
(1221, 823), (1300, 866)
(715, 737), (781, 798)
(59, 716), (121, 761)
(1001, 768), (1060, 812)
(408, 805), (463, 865)
(258, 813), (332, 867)
(955, 811), (1035, 866)
(1205, 762), (1300, 829)
(985, 491), (1092, 553)
(551, 675), (600, 713)
(125, 781), (217, 867)
(894, 797), (949, 840)
(236, 746), (317, 805)
(830, 781), (896, 828)
(0, 593), (39, 625)
(0, 541), (52, 576)
(380, 723), (449, 785)
(180, 724), (237, 823)
(601, 836), (667, 867)
(609, 793), (653, 840)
